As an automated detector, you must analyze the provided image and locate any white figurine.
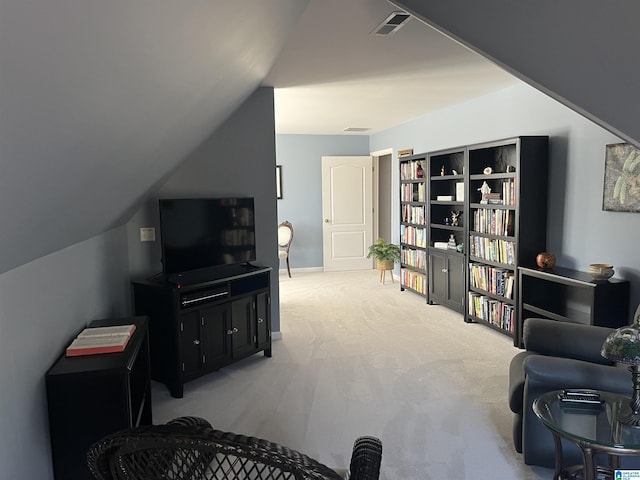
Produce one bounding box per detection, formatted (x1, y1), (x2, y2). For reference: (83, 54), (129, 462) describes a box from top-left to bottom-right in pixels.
(478, 181), (491, 204)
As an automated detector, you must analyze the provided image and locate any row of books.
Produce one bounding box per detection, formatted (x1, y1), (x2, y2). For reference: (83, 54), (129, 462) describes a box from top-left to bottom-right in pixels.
(401, 248), (427, 269)
(502, 179), (516, 206)
(401, 225), (427, 248)
(472, 208), (514, 236)
(469, 235), (515, 265)
(468, 293), (515, 333)
(468, 263), (514, 299)
(401, 268), (426, 295)
(402, 204), (425, 225)
(401, 183), (426, 202)
(65, 324), (136, 357)
(400, 160), (426, 180)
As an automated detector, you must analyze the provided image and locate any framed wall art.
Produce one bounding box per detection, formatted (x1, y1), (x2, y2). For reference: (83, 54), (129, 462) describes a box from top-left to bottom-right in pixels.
(603, 142), (640, 212)
(276, 165), (283, 199)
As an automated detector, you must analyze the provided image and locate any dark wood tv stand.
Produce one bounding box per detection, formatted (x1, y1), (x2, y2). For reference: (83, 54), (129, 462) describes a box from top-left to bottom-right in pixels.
(132, 265), (272, 398)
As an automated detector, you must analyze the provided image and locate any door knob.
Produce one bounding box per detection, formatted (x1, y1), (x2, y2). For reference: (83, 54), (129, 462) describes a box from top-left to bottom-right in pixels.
(324, 218), (330, 223)
(193, 339), (200, 345)
(258, 317), (264, 323)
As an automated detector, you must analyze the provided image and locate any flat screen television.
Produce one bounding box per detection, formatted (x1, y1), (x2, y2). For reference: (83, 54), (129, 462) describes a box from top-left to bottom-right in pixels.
(159, 198), (256, 276)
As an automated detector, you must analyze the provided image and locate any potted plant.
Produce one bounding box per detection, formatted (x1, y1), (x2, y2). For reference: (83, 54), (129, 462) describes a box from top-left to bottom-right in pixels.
(367, 237), (401, 271)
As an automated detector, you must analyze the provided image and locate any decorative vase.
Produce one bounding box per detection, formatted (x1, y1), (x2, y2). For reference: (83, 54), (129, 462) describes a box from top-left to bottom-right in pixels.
(536, 252), (556, 269)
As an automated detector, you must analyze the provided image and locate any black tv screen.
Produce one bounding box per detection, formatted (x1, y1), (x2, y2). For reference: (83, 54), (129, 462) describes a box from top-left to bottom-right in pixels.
(159, 198), (256, 275)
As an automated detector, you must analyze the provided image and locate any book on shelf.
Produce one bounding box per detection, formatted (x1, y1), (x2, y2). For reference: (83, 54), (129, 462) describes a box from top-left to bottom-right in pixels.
(66, 324), (135, 357)
(436, 195), (453, 201)
(485, 193), (502, 205)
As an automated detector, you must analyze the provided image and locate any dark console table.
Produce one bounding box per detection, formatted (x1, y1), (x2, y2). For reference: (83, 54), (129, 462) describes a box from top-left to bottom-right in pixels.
(132, 264), (272, 398)
(517, 266), (630, 348)
(46, 316), (152, 480)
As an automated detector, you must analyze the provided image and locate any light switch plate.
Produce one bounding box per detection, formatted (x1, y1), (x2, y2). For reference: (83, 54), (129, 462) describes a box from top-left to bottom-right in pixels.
(140, 227), (156, 242)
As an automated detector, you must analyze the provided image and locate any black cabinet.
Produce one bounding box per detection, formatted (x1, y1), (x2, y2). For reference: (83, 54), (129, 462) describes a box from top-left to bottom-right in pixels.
(180, 304), (233, 379)
(428, 248), (464, 312)
(256, 292), (270, 351)
(46, 316), (152, 480)
(231, 296), (258, 358)
(132, 265), (272, 398)
(517, 266), (630, 347)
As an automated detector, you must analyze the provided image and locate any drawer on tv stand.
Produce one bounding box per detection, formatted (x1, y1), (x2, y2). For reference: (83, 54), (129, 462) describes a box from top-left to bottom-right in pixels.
(179, 286), (229, 309)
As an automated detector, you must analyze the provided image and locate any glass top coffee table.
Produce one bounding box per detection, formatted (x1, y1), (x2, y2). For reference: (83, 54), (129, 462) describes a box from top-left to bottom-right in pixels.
(533, 390), (640, 480)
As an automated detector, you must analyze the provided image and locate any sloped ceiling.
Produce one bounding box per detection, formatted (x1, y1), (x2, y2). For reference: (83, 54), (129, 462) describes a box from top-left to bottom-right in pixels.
(0, 0), (308, 274)
(393, 0), (640, 147)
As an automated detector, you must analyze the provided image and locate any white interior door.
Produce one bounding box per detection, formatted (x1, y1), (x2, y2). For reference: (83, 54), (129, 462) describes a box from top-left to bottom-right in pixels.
(322, 156), (373, 271)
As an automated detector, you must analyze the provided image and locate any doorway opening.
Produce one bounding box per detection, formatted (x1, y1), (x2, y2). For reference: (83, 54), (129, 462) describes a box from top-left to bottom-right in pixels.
(371, 148), (394, 245)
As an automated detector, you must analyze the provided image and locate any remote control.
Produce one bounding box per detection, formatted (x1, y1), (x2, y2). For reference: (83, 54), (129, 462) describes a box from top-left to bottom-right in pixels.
(558, 392), (603, 404)
(563, 389), (600, 398)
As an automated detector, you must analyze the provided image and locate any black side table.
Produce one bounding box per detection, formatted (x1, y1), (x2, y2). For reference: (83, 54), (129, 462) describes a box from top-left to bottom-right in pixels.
(533, 390), (640, 480)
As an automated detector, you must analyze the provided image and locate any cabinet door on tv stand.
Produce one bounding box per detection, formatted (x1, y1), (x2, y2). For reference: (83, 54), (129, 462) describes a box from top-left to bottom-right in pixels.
(256, 291), (272, 356)
(180, 310), (202, 377)
(201, 304), (232, 372)
(231, 296), (257, 358)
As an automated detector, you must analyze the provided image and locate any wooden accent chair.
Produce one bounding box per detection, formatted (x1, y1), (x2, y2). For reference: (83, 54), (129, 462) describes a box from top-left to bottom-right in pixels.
(87, 416), (382, 480)
(278, 221), (294, 277)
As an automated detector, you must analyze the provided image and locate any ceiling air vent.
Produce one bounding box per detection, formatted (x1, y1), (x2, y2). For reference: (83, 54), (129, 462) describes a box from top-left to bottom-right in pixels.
(371, 11), (411, 36)
(343, 127), (371, 132)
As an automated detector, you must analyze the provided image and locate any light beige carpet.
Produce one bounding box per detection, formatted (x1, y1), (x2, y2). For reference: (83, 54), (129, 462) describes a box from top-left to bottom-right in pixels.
(152, 269), (554, 479)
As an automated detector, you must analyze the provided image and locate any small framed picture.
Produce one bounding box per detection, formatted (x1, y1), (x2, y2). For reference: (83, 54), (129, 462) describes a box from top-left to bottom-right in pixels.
(398, 148), (413, 158)
(276, 165), (283, 200)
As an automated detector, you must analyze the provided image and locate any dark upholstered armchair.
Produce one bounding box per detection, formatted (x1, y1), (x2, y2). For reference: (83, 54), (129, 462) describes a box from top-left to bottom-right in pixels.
(87, 416), (382, 480)
(508, 318), (631, 468)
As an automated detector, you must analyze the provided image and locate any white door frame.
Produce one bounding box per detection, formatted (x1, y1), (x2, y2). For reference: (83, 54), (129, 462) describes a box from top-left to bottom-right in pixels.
(370, 147), (394, 243)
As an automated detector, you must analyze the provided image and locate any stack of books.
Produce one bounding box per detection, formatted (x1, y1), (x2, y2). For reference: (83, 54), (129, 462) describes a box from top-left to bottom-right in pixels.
(65, 324), (136, 357)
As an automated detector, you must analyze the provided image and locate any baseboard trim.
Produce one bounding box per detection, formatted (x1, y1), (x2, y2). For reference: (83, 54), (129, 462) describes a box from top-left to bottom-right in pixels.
(272, 331), (283, 340)
(279, 267), (324, 275)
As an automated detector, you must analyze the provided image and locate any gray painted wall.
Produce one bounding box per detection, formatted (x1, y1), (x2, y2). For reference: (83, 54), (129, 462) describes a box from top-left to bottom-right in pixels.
(274, 134), (370, 269)
(0, 227), (130, 479)
(127, 88), (281, 331)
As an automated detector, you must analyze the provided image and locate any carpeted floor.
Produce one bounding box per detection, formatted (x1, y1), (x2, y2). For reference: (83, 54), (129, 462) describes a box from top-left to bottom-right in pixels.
(152, 269), (554, 479)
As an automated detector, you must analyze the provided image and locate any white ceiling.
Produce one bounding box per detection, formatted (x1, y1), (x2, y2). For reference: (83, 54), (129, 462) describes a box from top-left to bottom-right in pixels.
(263, 0), (519, 135)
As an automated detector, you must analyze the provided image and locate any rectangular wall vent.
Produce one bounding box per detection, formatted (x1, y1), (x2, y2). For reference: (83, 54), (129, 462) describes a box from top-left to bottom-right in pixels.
(343, 127), (371, 132)
(371, 12), (411, 36)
